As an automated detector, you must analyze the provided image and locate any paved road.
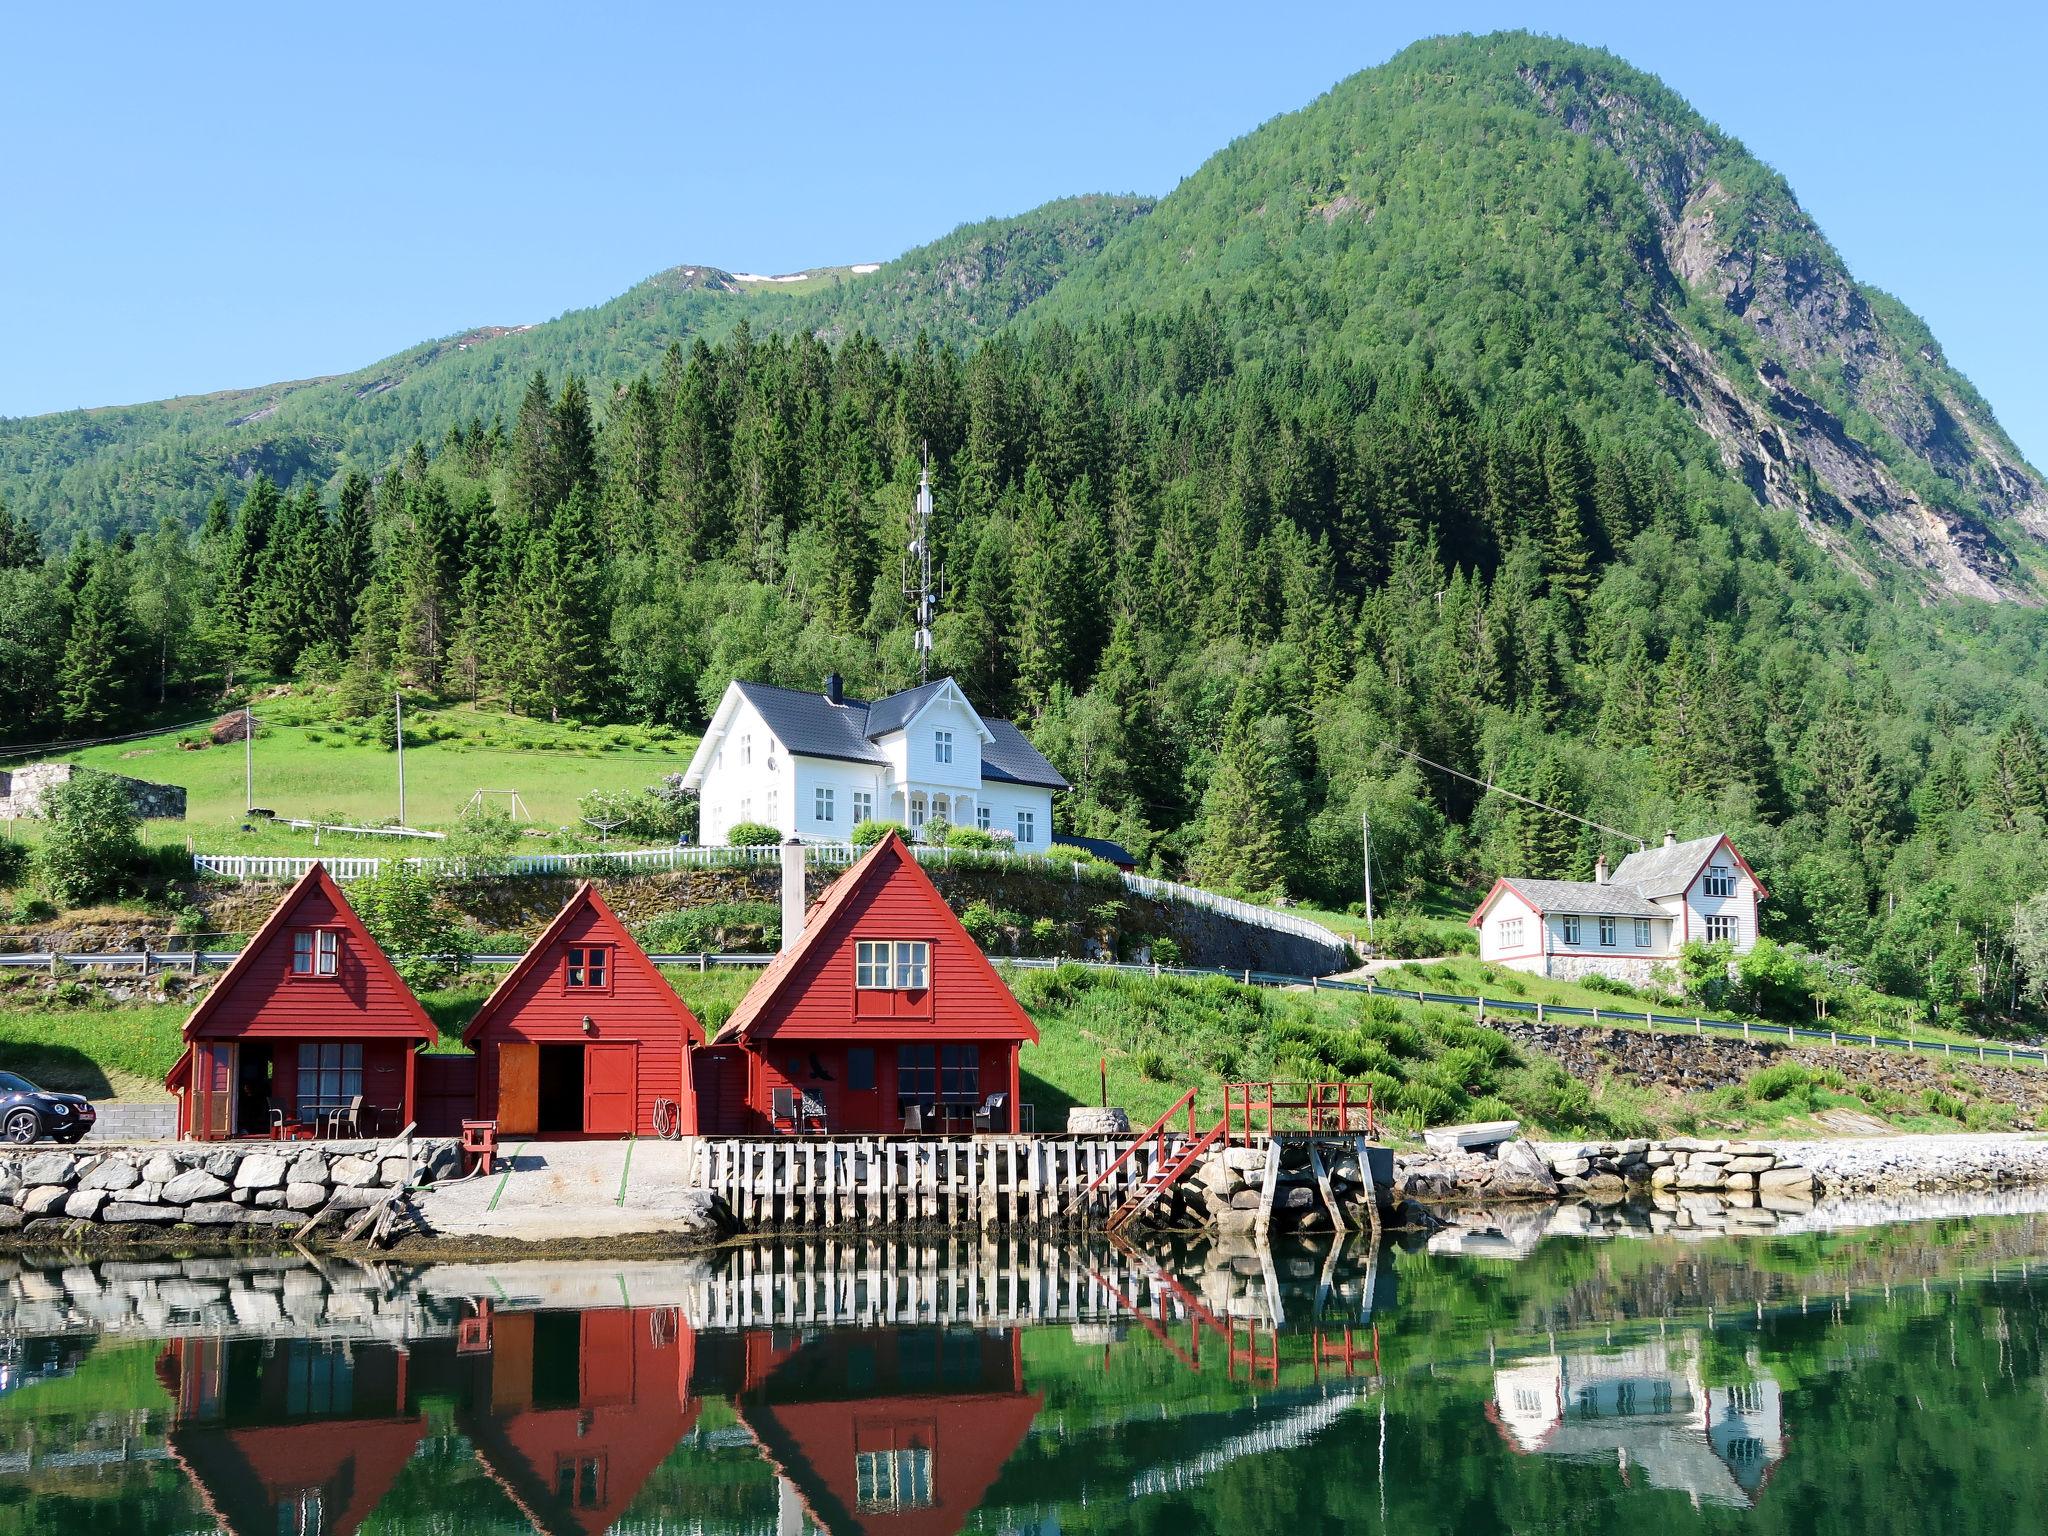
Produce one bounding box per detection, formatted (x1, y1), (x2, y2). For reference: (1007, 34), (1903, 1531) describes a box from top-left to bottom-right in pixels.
(413, 1139), (705, 1240)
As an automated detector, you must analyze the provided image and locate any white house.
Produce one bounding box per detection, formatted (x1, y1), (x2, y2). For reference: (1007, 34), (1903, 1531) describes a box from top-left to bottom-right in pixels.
(1469, 832), (1766, 985)
(681, 674), (1068, 847)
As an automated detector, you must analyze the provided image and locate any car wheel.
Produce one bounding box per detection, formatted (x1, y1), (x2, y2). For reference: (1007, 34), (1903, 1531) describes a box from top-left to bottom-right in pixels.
(3, 1110), (41, 1144)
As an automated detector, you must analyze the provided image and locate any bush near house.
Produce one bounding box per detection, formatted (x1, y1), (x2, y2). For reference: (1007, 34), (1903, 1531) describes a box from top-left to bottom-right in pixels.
(850, 819), (911, 849)
(32, 773), (147, 907)
(724, 821), (782, 847)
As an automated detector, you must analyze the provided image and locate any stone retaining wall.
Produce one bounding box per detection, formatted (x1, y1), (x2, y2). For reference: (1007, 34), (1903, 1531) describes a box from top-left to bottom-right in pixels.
(1395, 1135), (1818, 1212)
(0, 1139), (460, 1240)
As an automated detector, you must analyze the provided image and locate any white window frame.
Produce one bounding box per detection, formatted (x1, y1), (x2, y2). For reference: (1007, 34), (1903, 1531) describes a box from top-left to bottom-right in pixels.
(1561, 916), (1582, 946)
(1706, 914), (1738, 944)
(908, 799), (926, 829)
(766, 789), (778, 824)
(815, 786), (834, 823)
(291, 929), (340, 977)
(934, 729), (953, 765)
(1499, 916), (1524, 949)
(1598, 916), (1616, 947)
(1705, 864), (1735, 898)
(851, 790), (873, 824)
(1634, 918), (1651, 947)
(740, 733), (752, 766)
(856, 940), (929, 990)
(976, 805), (991, 831)
(1016, 809), (1035, 844)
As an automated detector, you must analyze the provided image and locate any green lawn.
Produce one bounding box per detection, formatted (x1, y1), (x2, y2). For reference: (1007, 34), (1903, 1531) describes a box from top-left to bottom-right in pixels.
(51, 700), (697, 853)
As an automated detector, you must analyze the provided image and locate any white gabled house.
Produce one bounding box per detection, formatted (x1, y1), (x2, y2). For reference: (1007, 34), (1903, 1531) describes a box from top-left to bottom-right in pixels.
(681, 674), (1069, 847)
(1469, 833), (1767, 985)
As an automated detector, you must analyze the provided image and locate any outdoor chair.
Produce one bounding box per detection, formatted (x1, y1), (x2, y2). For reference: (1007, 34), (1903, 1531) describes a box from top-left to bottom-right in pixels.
(771, 1087), (799, 1134)
(901, 1103), (924, 1134)
(972, 1092), (1009, 1133)
(324, 1095), (365, 1140)
(797, 1091), (828, 1134)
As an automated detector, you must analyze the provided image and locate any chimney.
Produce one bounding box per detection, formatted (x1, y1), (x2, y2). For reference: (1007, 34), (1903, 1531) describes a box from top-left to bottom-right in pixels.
(780, 837), (806, 952)
(1594, 855), (1609, 886)
(1663, 829), (1677, 848)
(824, 672), (844, 706)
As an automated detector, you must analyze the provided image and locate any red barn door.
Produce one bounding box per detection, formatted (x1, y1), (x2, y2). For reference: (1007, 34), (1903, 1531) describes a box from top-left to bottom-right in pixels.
(584, 1044), (636, 1135)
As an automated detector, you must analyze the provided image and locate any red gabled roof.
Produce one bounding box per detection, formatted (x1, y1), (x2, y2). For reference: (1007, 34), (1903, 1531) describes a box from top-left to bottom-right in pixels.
(714, 832), (1038, 1046)
(173, 862), (433, 1049)
(460, 882), (703, 1046)
(1682, 835), (1770, 902)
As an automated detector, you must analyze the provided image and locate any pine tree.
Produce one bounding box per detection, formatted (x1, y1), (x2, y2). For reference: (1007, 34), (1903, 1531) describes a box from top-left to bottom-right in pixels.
(0, 496), (40, 570)
(57, 550), (138, 729)
(1011, 468), (1073, 714)
(1984, 717), (2048, 831)
(1194, 681), (1291, 894)
(1512, 759), (1580, 877)
(333, 469), (374, 639)
(512, 486), (611, 720)
(508, 370), (558, 522)
(551, 374), (599, 508)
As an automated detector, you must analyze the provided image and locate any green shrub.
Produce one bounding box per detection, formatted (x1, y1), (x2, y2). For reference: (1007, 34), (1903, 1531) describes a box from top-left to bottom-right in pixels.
(350, 864), (467, 987)
(919, 816), (953, 846)
(32, 772), (145, 906)
(850, 819), (909, 849)
(1029, 917), (1061, 955)
(1366, 913), (1477, 959)
(960, 900), (1003, 952)
(1922, 1087), (1969, 1122)
(724, 821), (783, 847)
(636, 901), (780, 953)
(1134, 1047), (1173, 1082)
(947, 826), (996, 850)
(1150, 937), (1182, 967)
(1581, 972), (1639, 997)
(0, 840), (26, 890)
(1747, 1063), (1824, 1102)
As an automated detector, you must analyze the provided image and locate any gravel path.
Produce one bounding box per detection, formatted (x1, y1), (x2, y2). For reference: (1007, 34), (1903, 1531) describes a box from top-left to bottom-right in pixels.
(1763, 1132), (2048, 1194)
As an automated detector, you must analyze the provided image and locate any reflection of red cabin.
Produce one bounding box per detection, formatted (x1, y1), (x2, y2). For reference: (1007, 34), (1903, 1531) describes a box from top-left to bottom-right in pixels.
(155, 1335), (425, 1536)
(697, 833), (1037, 1135)
(462, 1307), (701, 1536)
(735, 1328), (1041, 1536)
(166, 863), (434, 1139)
(463, 883), (703, 1137)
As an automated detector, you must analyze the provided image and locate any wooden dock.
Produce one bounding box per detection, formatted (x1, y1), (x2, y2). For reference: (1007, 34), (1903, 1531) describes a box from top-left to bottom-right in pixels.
(693, 1134), (1165, 1231)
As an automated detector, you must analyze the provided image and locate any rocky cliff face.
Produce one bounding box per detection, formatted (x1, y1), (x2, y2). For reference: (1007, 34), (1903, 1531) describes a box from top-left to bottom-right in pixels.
(1517, 60), (2048, 600)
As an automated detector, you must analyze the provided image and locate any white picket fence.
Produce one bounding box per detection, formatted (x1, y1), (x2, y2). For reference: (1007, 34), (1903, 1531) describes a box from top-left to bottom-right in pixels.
(190, 842), (1354, 961)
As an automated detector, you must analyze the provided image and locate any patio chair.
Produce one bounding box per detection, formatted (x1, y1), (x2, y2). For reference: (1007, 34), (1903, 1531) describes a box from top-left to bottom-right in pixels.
(770, 1086), (798, 1134)
(797, 1091), (828, 1134)
(324, 1095), (365, 1141)
(972, 1092), (1009, 1133)
(900, 1102), (923, 1134)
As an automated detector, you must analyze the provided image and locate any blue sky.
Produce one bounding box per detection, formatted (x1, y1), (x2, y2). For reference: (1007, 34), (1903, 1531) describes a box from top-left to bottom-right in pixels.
(6, 2), (2045, 467)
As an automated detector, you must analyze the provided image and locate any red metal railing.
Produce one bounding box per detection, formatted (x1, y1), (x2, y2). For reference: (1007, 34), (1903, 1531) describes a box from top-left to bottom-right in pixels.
(1221, 1081), (1378, 1146)
(1080, 1085), (1203, 1200)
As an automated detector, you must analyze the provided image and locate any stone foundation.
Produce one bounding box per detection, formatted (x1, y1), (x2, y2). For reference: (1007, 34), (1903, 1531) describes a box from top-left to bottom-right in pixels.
(1541, 953), (1670, 988)
(0, 1139), (460, 1240)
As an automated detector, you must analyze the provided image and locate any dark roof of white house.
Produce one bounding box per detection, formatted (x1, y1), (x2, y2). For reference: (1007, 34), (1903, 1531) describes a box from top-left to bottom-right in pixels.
(1497, 877), (1668, 920)
(729, 679), (1068, 790)
(1611, 835), (1729, 898)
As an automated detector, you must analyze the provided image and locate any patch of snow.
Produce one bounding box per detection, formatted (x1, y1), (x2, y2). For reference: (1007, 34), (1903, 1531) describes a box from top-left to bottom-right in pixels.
(732, 272), (810, 284)
(850, 263), (881, 274)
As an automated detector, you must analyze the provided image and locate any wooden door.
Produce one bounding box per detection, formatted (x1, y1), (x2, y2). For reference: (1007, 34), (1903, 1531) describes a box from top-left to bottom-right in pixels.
(497, 1043), (539, 1135)
(196, 1042), (235, 1140)
(840, 1047), (882, 1133)
(584, 1044), (636, 1135)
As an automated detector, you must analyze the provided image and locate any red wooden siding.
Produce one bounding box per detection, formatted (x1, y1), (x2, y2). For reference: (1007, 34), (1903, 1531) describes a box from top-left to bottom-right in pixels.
(712, 835), (1034, 1134)
(416, 1054), (480, 1136)
(465, 886), (703, 1138)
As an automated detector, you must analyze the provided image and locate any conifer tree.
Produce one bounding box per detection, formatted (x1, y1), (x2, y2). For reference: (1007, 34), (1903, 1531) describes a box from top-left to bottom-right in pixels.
(508, 370), (558, 522)
(57, 550), (138, 729)
(513, 486), (610, 721)
(1984, 717), (2048, 831)
(333, 469), (374, 635)
(0, 496), (39, 570)
(1194, 681), (1291, 895)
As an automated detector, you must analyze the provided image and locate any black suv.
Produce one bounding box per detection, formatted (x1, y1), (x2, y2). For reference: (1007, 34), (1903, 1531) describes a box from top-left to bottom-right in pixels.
(0, 1073), (94, 1144)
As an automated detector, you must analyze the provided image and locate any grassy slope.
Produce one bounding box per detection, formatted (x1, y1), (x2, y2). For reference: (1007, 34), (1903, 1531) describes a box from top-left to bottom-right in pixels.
(50, 701), (696, 852)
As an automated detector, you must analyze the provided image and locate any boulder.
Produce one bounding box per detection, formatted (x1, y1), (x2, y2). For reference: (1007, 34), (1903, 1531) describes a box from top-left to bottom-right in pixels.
(233, 1153), (289, 1191)
(182, 1201), (251, 1226)
(1722, 1172), (1756, 1191)
(1273, 1185), (1319, 1212)
(78, 1159), (140, 1192)
(141, 1153), (181, 1184)
(1758, 1168), (1817, 1197)
(20, 1152), (79, 1186)
(161, 1169), (230, 1205)
(287, 1151), (330, 1184)
(659, 1189), (734, 1237)
(378, 1158), (413, 1188)
(1581, 1173), (1628, 1202)
(63, 1190), (109, 1220)
(1649, 1166), (1680, 1191)
(1066, 1107), (1131, 1135)
(103, 1202), (178, 1223)
(1215, 1205), (1258, 1235)
(329, 1155), (379, 1188)
(201, 1149), (242, 1179)
(1723, 1155), (1777, 1174)
(19, 1185), (69, 1215)
(284, 1182), (328, 1212)
(1665, 1137), (1725, 1153)
(252, 1190), (287, 1208)
(1551, 1157), (1591, 1179)
(1222, 1147), (1269, 1175)
(419, 1141), (463, 1183)
(1644, 1148), (1676, 1167)
(0, 1206), (23, 1231)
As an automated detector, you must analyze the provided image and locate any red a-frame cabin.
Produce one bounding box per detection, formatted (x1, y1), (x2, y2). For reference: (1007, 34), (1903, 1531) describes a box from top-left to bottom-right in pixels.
(695, 832), (1037, 1135)
(463, 882), (703, 1138)
(167, 863), (434, 1139)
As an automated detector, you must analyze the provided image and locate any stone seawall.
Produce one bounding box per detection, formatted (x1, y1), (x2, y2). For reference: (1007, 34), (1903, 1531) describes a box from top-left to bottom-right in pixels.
(0, 1139), (460, 1241)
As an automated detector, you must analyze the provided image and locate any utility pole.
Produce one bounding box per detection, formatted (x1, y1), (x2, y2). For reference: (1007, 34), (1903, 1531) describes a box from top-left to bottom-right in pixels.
(243, 708), (255, 816)
(394, 691), (406, 827)
(1361, 810), (1376, 941)
(903, 445), (939, 684)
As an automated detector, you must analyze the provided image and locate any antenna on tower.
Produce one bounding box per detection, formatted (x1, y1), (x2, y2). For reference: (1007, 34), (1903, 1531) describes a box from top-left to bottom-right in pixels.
(903, 444), (941, 683)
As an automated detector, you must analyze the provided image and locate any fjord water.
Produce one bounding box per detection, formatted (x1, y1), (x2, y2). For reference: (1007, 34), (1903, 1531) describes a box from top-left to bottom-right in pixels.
(1, 1214), (2043, 1534)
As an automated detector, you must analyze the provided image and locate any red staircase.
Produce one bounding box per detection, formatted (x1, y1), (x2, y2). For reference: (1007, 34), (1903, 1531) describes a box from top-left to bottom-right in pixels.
(1076, 1087), (1229, 1232)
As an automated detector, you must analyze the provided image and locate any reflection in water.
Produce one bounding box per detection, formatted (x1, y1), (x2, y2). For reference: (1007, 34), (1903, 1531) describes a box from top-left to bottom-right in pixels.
(0, 1210), (2045, 1534)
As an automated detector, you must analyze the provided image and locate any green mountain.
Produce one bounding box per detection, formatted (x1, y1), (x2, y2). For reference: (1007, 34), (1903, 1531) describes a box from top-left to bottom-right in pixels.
(0, 195), (1149, 542)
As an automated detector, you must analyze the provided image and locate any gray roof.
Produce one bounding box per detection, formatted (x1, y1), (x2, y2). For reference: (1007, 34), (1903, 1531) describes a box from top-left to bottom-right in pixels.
(1611, 835), (1727, 898)
(730, 679), (1069, 790)
(1499, 878), (1668, 920)
(1052, 833), (1136, 865)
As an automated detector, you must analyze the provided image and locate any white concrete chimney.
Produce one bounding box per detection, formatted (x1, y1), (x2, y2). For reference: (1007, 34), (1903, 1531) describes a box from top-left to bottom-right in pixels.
(1594, 855), (1609, 885)
(780, 837), (806, 952)
(1663, 829), (1677, 847)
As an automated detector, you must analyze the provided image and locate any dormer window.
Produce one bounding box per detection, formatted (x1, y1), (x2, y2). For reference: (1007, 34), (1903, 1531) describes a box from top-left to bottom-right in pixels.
(290, 929), (339, 977)
(566, 946), (610, 989)
(856, 940), (929, 990)
(1705, 865), (1735, 898)
(934, 729), (953, 766)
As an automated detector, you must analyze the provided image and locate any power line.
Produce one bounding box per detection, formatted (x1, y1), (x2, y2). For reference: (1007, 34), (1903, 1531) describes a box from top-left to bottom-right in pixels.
(1384, 742), (1648, 850)
(0, 714), (222, 764)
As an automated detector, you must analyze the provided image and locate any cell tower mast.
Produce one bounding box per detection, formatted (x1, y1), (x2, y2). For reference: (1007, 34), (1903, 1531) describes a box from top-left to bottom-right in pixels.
(904, 446), (940, 682)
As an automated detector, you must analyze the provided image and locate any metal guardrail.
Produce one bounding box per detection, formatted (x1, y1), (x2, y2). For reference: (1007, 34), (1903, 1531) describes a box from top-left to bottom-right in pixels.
(188, 842), (1356, 961)
(5, 944), (2040, 1066)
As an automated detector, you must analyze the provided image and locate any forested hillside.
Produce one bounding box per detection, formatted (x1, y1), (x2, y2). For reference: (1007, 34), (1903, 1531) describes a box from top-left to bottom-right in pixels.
(6, 32), (2048, 1029)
